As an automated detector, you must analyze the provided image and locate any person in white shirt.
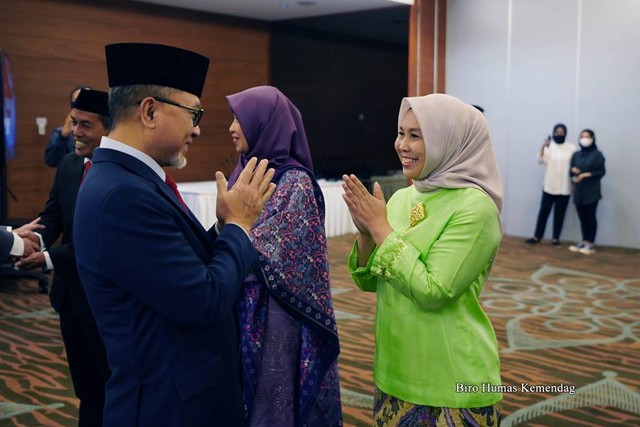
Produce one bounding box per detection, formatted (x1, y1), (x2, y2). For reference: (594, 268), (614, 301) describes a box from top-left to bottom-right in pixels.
(525, 123), (578, 247)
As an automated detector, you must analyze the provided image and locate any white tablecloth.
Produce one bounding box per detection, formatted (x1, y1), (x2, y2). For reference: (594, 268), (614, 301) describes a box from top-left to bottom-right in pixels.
(177, 179), (358, 238)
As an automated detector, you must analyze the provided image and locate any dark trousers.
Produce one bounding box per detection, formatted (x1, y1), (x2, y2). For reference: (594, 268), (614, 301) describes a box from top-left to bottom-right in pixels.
(533, 191), (570, 240)
(575, 201), (599, 243)
(59, 307), (110, 427)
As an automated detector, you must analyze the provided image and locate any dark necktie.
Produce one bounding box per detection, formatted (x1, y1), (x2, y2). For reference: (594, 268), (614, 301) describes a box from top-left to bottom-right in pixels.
(80, 161), (92, 184)
(165, 174), (188, 211)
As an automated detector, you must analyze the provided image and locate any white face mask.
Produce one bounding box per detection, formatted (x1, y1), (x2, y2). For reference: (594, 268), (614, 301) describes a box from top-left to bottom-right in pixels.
(579, 137), (593, 148)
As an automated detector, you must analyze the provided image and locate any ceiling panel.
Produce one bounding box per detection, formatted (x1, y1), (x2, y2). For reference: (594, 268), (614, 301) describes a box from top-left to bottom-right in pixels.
(133, 0), (412, 21)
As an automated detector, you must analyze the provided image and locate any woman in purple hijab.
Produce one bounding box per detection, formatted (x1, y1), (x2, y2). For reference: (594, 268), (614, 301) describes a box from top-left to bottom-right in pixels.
(226, 86), (342, 427)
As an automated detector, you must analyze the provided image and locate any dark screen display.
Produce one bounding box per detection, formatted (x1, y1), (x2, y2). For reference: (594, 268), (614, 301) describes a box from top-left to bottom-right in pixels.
(1, 50), (16, 161)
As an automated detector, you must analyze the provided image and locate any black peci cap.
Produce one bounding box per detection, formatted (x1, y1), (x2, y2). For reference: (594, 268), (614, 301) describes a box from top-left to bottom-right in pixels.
(105, 43), (210, 97)
(72, 89), (110, 116)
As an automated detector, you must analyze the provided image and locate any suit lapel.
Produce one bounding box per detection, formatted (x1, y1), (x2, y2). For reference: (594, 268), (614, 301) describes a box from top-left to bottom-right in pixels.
(93, 148), (211, 240)
(61, 154), (84, 217)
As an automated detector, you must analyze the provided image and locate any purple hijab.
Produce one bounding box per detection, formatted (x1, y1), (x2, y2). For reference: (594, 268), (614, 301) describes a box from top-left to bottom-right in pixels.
(227, 85), (315, 186)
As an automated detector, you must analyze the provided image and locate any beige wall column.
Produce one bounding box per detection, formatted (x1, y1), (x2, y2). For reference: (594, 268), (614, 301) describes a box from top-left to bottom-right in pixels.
(408, 0), (447, 96)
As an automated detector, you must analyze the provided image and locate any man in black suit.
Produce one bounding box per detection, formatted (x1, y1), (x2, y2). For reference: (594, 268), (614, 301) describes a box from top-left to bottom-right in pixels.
(17, 89), (111, 426)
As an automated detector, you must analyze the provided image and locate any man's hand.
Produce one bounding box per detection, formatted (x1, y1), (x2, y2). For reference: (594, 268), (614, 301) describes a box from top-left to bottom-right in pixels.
(20, 231), (40, 247)
(15, 245), (44, 268)
(61, 112), (74, 137)
(215, 157), (276, 234)
(15, 217), (45, 236)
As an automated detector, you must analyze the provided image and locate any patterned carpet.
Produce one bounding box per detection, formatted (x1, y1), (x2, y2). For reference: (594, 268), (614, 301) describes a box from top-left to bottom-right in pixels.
(1, 235), (639, 426)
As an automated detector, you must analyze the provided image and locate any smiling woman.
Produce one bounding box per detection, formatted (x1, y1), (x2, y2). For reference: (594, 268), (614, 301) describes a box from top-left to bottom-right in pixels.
(394, 109), (425, 180)
(343, 93), (504, 426)
(228, 117), (249, 154)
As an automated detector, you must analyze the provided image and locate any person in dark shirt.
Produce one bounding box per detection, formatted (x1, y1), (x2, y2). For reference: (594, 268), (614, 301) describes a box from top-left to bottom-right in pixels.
(568, 129), (605, 255)
(19, 89), (111, 426)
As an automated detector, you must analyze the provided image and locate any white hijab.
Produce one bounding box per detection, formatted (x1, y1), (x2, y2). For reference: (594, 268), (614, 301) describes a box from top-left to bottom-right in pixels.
(398, 94), (504, 213)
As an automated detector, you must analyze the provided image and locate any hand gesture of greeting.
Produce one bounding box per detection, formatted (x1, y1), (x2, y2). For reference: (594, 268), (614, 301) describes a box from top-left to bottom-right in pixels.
(342, 174), (392, 246)
(215, 157), (276, 233)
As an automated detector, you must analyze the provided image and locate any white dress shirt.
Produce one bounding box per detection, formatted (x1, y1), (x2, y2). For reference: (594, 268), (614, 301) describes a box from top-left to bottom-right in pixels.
(10, 232), (24, 256)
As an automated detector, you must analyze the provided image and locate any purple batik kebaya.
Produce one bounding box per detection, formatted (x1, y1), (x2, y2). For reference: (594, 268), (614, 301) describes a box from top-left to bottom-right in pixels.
(227, 86), (342, 427)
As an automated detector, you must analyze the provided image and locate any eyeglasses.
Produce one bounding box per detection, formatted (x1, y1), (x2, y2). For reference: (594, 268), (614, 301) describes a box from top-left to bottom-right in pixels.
(141, 96), (204, 127)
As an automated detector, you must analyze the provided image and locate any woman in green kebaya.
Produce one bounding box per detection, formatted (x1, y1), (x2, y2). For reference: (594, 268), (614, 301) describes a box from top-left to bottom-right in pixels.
(342, 93), (503, 426)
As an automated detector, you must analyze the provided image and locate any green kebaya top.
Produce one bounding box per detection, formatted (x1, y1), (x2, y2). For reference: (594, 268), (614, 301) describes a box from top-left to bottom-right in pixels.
(348, 186), (502, 408)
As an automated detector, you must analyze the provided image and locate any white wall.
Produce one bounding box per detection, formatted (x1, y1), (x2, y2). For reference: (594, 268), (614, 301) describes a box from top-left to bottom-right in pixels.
(446, 0), (640, 248)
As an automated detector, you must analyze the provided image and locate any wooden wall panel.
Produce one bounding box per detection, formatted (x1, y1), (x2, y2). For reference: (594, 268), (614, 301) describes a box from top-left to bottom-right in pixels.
(408, 0), (447, 96)
(437, 0), (447, 93)
(0, 0), (269, 218)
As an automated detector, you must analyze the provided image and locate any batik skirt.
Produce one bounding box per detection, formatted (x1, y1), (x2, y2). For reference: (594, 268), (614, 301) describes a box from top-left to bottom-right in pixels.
(373, 387), (501, 427)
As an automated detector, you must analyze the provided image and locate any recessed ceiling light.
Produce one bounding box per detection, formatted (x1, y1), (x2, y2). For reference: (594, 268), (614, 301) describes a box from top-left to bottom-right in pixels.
(298, 0), (317, 6)
(279, 2), (289, 9)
